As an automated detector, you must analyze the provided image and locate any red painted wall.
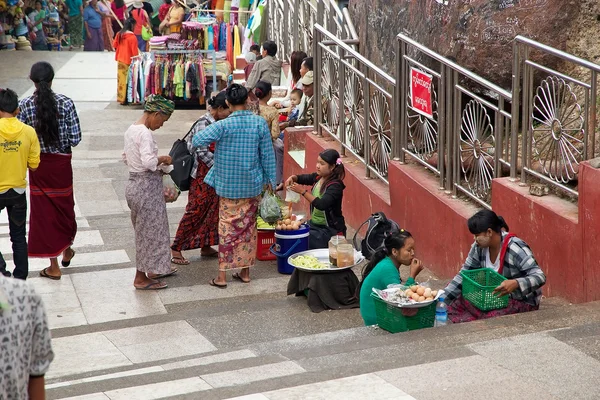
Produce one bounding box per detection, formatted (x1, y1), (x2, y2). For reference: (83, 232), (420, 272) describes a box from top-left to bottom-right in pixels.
(283, 131), (600, 303)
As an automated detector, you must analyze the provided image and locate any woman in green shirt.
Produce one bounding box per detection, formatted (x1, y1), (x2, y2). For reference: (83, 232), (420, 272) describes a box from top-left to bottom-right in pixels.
(358, 230), (424, 326)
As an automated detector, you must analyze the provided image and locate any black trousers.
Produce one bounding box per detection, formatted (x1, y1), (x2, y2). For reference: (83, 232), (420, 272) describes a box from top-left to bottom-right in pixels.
(0, 189), (28, 279)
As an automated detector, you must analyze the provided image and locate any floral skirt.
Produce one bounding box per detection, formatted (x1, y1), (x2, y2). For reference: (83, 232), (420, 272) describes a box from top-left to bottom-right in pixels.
(117, 62), (129, 103)
(125, 171), (171, 275)
(218, 196), (260, 271)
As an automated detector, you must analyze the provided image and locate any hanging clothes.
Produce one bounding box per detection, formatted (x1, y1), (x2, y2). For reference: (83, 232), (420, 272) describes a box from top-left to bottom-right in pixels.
(231, 0), (240, 25)
(219, 23), (228, 51)
(208, 25), (215, 50)
(239, 0), (250, 26)
(226, 23), (234, 66)
(224, 0), (232, 23)
(233, 24), (241, 70)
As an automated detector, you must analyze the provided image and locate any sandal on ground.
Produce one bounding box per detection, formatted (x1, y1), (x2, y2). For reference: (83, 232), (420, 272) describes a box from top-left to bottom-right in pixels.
(135, 280), (168, 290)
(209, 278), (227, 289)
(232, 272), (250, 283)
(39, 267), (61, 280)
(200, 250), (219, 258)
(170, 256), (190, 265)
(148, 267), (178, 279)
(61, 248), (76, 267)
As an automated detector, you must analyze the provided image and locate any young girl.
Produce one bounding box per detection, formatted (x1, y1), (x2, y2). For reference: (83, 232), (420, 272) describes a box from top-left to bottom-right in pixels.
(113, 18), (139, 104)
(358, 231), (424, 326)
(444, 209), (546, 323)
(286, 148), (346, 249)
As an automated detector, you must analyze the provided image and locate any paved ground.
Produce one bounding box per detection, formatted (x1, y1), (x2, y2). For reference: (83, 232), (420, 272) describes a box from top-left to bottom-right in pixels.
(2, 52), (600, 400)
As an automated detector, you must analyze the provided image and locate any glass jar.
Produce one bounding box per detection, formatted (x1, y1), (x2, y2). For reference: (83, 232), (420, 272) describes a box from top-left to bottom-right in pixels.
(337, 244), (355, 267)
(328, 235), (347, 266)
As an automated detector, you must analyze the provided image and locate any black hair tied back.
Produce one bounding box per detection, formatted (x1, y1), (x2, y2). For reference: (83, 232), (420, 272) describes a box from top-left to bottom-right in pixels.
(30, 62), (60, 147)
(226, 84), (248, 106)
(208, 91), (227, 109)
(467, 209), (510, 235)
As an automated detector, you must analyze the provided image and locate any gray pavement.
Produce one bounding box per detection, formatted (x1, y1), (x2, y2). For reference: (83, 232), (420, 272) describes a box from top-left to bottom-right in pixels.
(1, 52), (600, 400)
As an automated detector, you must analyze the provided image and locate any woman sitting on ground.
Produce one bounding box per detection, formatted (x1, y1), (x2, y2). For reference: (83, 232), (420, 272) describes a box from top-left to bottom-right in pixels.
(285, 149), (346, 249)
(358, 230), (424, 326)
(444, 209), (546, 323)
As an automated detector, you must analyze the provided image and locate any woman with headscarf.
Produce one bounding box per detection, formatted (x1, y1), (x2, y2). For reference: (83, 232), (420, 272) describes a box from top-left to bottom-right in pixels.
(123, 95), (176, 290)
(18, 62), (82, 280)
(193, 84), (277, 288)
(170, 93), (230, 265)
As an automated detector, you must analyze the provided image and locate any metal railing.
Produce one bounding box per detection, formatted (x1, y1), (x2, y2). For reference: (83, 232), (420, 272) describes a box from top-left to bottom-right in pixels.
(291, 10), (600, 206)
(313, 24), (394, 183)
(395, 34), (513, 208)
(513, 36), (600, 198)
(267, 0), (358, 62)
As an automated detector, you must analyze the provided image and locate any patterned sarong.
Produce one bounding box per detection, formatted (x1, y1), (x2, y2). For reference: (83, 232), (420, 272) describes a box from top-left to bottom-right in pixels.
(218, 196), (260, 271)
(28, 153), (77, 258)
(447, 295), (539, 324)
(117, 61), (129, 103)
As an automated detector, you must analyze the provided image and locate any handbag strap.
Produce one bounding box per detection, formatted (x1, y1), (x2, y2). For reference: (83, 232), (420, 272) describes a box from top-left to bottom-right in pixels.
(497, 233), (516, 275)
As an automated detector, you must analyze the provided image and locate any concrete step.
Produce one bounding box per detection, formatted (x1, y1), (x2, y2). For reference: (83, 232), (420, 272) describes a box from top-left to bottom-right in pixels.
(236, 55), (248, 70)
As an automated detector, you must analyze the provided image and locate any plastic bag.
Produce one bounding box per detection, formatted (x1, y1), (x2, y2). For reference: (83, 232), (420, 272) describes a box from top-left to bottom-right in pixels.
(163, 174), (180, 203)
(260, 191), (282, 224)
(285, 188), (301, 203)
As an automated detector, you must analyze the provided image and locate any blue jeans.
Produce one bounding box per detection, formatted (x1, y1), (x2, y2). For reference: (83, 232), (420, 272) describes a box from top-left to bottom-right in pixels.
(0, 189), (28, 279)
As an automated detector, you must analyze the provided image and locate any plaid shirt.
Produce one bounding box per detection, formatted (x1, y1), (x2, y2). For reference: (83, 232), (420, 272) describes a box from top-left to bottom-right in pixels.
(187, 114), (215, 179)
(17, 93), (82, 154)
(445, 233), (546, 307)
(192, 110), (277, 199)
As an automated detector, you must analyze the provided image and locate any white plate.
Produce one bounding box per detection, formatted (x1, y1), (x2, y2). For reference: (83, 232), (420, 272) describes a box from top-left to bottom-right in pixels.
(379, 288), (445, 308)
(288, 248), (365, 273)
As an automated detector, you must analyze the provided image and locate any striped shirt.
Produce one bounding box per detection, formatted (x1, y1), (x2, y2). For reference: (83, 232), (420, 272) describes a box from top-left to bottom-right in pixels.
(444, 233), (546, 307)
(192, 110), (277, 199)
(18, 93), (82, 154)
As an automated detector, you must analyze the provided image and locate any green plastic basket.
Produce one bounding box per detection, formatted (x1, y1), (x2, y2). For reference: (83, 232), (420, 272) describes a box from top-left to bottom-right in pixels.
(460, 268), (509, 311)
(371, 293), (436, 333)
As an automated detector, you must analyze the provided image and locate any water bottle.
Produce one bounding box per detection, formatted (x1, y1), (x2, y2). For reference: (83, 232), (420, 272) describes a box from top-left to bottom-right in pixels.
(435, 296), (448, 327)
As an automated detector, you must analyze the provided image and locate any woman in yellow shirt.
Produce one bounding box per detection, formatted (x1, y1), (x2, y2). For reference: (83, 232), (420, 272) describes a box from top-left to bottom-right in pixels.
(161, 0), (184, 34)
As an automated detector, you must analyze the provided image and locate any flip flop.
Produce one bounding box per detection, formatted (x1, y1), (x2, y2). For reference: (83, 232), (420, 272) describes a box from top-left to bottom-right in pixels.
(39, 267), (61, 280)
(209, 278), (227, 289)
(170, 256), (190, 265)
(61, 249), (76, 267)
(232, 273), (250, 284)
(148, 267), (178, 279)
(135, 281), (168, 290)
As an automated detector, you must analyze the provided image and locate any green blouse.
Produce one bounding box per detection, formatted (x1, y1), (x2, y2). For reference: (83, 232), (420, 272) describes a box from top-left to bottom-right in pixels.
(359, 256), (416, 326)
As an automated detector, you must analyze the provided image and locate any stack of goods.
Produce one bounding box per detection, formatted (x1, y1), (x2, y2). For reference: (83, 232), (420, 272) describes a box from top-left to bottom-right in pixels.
(15, 35), (30, 50)
(149, 36), (168, 51)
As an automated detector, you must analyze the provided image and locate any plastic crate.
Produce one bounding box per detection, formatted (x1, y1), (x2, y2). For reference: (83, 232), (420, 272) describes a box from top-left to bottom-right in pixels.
(371, 293), (436, 333)
(256, 230), (276, 261)
(460, 268), (509, 311)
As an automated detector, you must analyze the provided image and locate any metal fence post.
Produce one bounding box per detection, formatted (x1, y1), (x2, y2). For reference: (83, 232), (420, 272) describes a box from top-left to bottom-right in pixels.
(520, 46), (531, 184)
(452, 69), (460, 197)
(398, 38), (406, 164)
(292, 0), (299, 52)
(438, 65), (447, 191)
(362, 63), (372, 178)
(283, 1), (290, 58)
(392, 36), (401, 161)
(510, 41), (521, 180)
(314, 26), (322, 136)
(317, 0), (324, 29)
(590, 71), (597, 159)
(338, 48), (346, 156)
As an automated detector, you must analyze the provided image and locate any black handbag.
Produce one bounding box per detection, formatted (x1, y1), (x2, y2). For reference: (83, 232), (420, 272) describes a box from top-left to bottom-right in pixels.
(168, 122), (199, 192)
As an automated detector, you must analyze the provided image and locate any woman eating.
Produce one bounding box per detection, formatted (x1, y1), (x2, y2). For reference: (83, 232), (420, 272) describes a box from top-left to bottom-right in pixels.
(358, 230), (424, 326)
(18, 62), (81, 280)
(123, 95), (177, 290)
(193, 84), (276, 288)
(254, 80), (283, 188)
(170, 92), (230, 265)
(113, 18), (139, 105)
(285, 148), (346, 249)
(444, 210), (546, 323)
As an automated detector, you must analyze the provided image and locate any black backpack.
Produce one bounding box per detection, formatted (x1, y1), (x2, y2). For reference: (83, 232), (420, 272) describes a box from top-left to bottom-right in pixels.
(353, 212), (401, 260)
(168, 121), (200, 192)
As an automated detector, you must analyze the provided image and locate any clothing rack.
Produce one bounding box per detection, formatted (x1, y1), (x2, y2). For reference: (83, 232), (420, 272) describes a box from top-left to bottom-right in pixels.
(151, 49), (218, 93)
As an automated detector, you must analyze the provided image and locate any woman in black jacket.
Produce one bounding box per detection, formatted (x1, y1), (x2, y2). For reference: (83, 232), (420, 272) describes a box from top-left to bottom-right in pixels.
(285, 149), (347, 249)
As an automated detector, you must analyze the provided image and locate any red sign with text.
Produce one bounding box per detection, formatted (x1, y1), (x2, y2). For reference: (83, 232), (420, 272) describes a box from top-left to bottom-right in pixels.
(410, 68), (433, 119)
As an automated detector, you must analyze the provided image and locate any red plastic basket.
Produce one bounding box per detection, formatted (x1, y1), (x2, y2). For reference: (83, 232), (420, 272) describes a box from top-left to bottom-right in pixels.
(257, 230), (277, 261)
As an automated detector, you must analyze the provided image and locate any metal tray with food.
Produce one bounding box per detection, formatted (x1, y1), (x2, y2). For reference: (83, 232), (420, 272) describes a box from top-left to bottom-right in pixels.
(288, 248), (365, 273)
